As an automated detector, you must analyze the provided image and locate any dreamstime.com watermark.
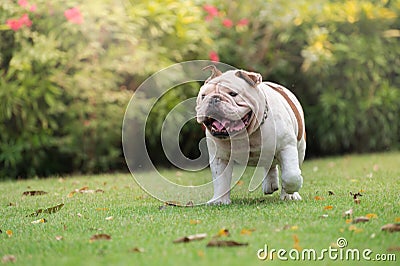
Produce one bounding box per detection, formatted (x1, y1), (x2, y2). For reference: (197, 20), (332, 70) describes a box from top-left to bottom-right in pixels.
(257, 237), (397, 262)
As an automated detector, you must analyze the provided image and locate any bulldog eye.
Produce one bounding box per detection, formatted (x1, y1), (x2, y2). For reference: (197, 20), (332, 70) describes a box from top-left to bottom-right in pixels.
(229, 91), (238, 97)
(201, 94), (206, 99)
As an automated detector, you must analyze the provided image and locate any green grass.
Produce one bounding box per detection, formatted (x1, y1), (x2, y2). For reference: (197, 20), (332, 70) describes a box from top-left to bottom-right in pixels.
(1, 152), (399, 265)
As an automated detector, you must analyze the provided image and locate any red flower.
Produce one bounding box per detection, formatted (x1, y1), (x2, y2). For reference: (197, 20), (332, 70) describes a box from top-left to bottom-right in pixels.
(209, 51), (219, 62)
(18, 0), (29, 8)
(6, 13), (32, 31)
(64, 7), (83, 24)
(237, 18), (249, 26)
(222, 19), (233, 28)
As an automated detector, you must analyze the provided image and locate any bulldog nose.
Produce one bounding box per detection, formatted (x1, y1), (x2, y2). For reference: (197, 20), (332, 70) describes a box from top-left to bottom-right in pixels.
(209, 95), (221, 106)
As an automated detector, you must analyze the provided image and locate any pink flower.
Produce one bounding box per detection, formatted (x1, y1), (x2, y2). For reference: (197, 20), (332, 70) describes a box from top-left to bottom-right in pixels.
(18, 0), (29, 8)
(222, 19), (233, 28)
(6, 19), (23, 31)
(237, 18), (249, 27)
(203, 5), (219, 17)
(20, 13), (32, 27)
(203, 4), (218, 21)
(29, 4), (37, 12)
(209, 51), (219, 62)
(6, 13), (32, 31)
(64, 7), (83, 24)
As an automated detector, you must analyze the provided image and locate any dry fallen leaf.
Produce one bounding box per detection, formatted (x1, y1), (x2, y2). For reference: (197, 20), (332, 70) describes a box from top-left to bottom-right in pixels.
(6, 230), (12, 237)
(55, 236), (63, 241)
(189, 219), (201, 225)
(395, 217), (400, 223)
(206, 240), (248, 247)
(173, 233), (207, 243)
(348, 225), (363, 233)
(96, 208), (109, 211)
(283, 225), (298, 231)
(365, 213), (378, 219)
(105, 216), (113, 221)
(31, 218), (47, 224)
(293, 234), (302, 251)
(314, 196), (324, 201)
(240, 228), (256, 235)
(130, 247), (144, 253)
(214, 228), (230, 238)
(387, 246), (400, 252)
(26, 203), (64, 217)
(1, 255), (16, 263)
(343, 208), (353, 218)
(381, 223), (400, 233)
(350, 192), (362, 199)
(324, 205), (333, 210)
(90, 234), (111, 242)
(352, 217), (370, 224)
(165, 201), (183, 207)
(22, 191), (47, 196)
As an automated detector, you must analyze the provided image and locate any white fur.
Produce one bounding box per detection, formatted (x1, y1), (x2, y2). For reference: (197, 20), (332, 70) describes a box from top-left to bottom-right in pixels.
(197, 70), (305, 205)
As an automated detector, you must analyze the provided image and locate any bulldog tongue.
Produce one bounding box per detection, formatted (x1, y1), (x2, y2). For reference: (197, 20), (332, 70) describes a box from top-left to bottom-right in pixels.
(212, 120), (225, 131)
(212, 119), (244, 132)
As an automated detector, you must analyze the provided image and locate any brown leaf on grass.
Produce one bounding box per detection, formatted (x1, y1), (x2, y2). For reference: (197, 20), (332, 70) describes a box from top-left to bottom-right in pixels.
(6, 230), (12, 237)
(324, 205), (333, 210)
(90, 234), (111, 242)
(206, 240), (248, 247)
(26, 203), (64, 217)
(31, 218), (47, 224)
(55, 236), (63, 241)
(165, 201), (182, 206)
(343, 208), (353, 218)
(387, 246), (400, 252)
(381, 223), (400, 233)
(22, 191), (47, 196)
(189, 219), (201, 225)
(365, 213), (378, 219)
(1, 255), (16, 263)
(350, 192), (362, 199)
(240, 228), (256, 235)
(314, 196), (324, 200)
(130, 247), (144, 253)
(293, 234), (302, 251)
(352, 217), (370, 224)
(173, 233), (207, 243)
(214, 228), (230, 238)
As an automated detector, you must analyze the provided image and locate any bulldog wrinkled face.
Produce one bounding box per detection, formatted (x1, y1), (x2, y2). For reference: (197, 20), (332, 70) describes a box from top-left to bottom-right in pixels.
(197, 77), (253, 139)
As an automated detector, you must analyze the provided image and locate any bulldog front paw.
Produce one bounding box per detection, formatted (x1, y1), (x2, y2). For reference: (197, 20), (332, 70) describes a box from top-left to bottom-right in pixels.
(263, 179), (279, 195)
(280, 191), (302, 201)
(207, 197), (232, 205)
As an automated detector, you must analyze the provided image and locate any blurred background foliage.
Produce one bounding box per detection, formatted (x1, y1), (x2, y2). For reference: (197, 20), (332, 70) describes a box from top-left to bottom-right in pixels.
(0, 0), (399, 178)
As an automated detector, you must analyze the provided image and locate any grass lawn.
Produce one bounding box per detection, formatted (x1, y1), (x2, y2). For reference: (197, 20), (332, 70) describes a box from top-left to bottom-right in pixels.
(1, 152), (399, 265)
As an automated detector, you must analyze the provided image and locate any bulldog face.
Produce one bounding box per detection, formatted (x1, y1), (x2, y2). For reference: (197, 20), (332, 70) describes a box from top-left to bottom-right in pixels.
(196, 66), (265, 138)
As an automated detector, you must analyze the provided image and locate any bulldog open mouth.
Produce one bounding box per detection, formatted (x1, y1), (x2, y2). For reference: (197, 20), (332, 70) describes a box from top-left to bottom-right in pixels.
(203, 111), (252, 137)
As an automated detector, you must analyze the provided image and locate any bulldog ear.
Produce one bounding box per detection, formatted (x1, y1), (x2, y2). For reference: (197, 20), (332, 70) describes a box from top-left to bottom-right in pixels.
(203, 65), (222, 83)
(235, 70), (262, 87)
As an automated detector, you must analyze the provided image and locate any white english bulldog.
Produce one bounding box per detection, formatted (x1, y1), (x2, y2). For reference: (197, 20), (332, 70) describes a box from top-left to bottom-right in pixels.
(196, 66), (306, 204)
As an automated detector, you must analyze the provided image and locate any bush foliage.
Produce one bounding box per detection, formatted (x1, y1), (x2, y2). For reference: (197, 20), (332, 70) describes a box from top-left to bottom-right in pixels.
(0, 0), (399, 178)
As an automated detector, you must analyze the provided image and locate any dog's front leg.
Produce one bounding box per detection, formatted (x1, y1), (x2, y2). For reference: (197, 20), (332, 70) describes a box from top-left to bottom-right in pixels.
(279, 145), (303, 200)
(207, 157), (233, 205)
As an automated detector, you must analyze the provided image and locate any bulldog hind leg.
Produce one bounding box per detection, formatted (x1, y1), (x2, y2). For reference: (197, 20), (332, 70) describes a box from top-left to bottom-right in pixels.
(279, 146), (303, 200)
(262, 165), (279, 195)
